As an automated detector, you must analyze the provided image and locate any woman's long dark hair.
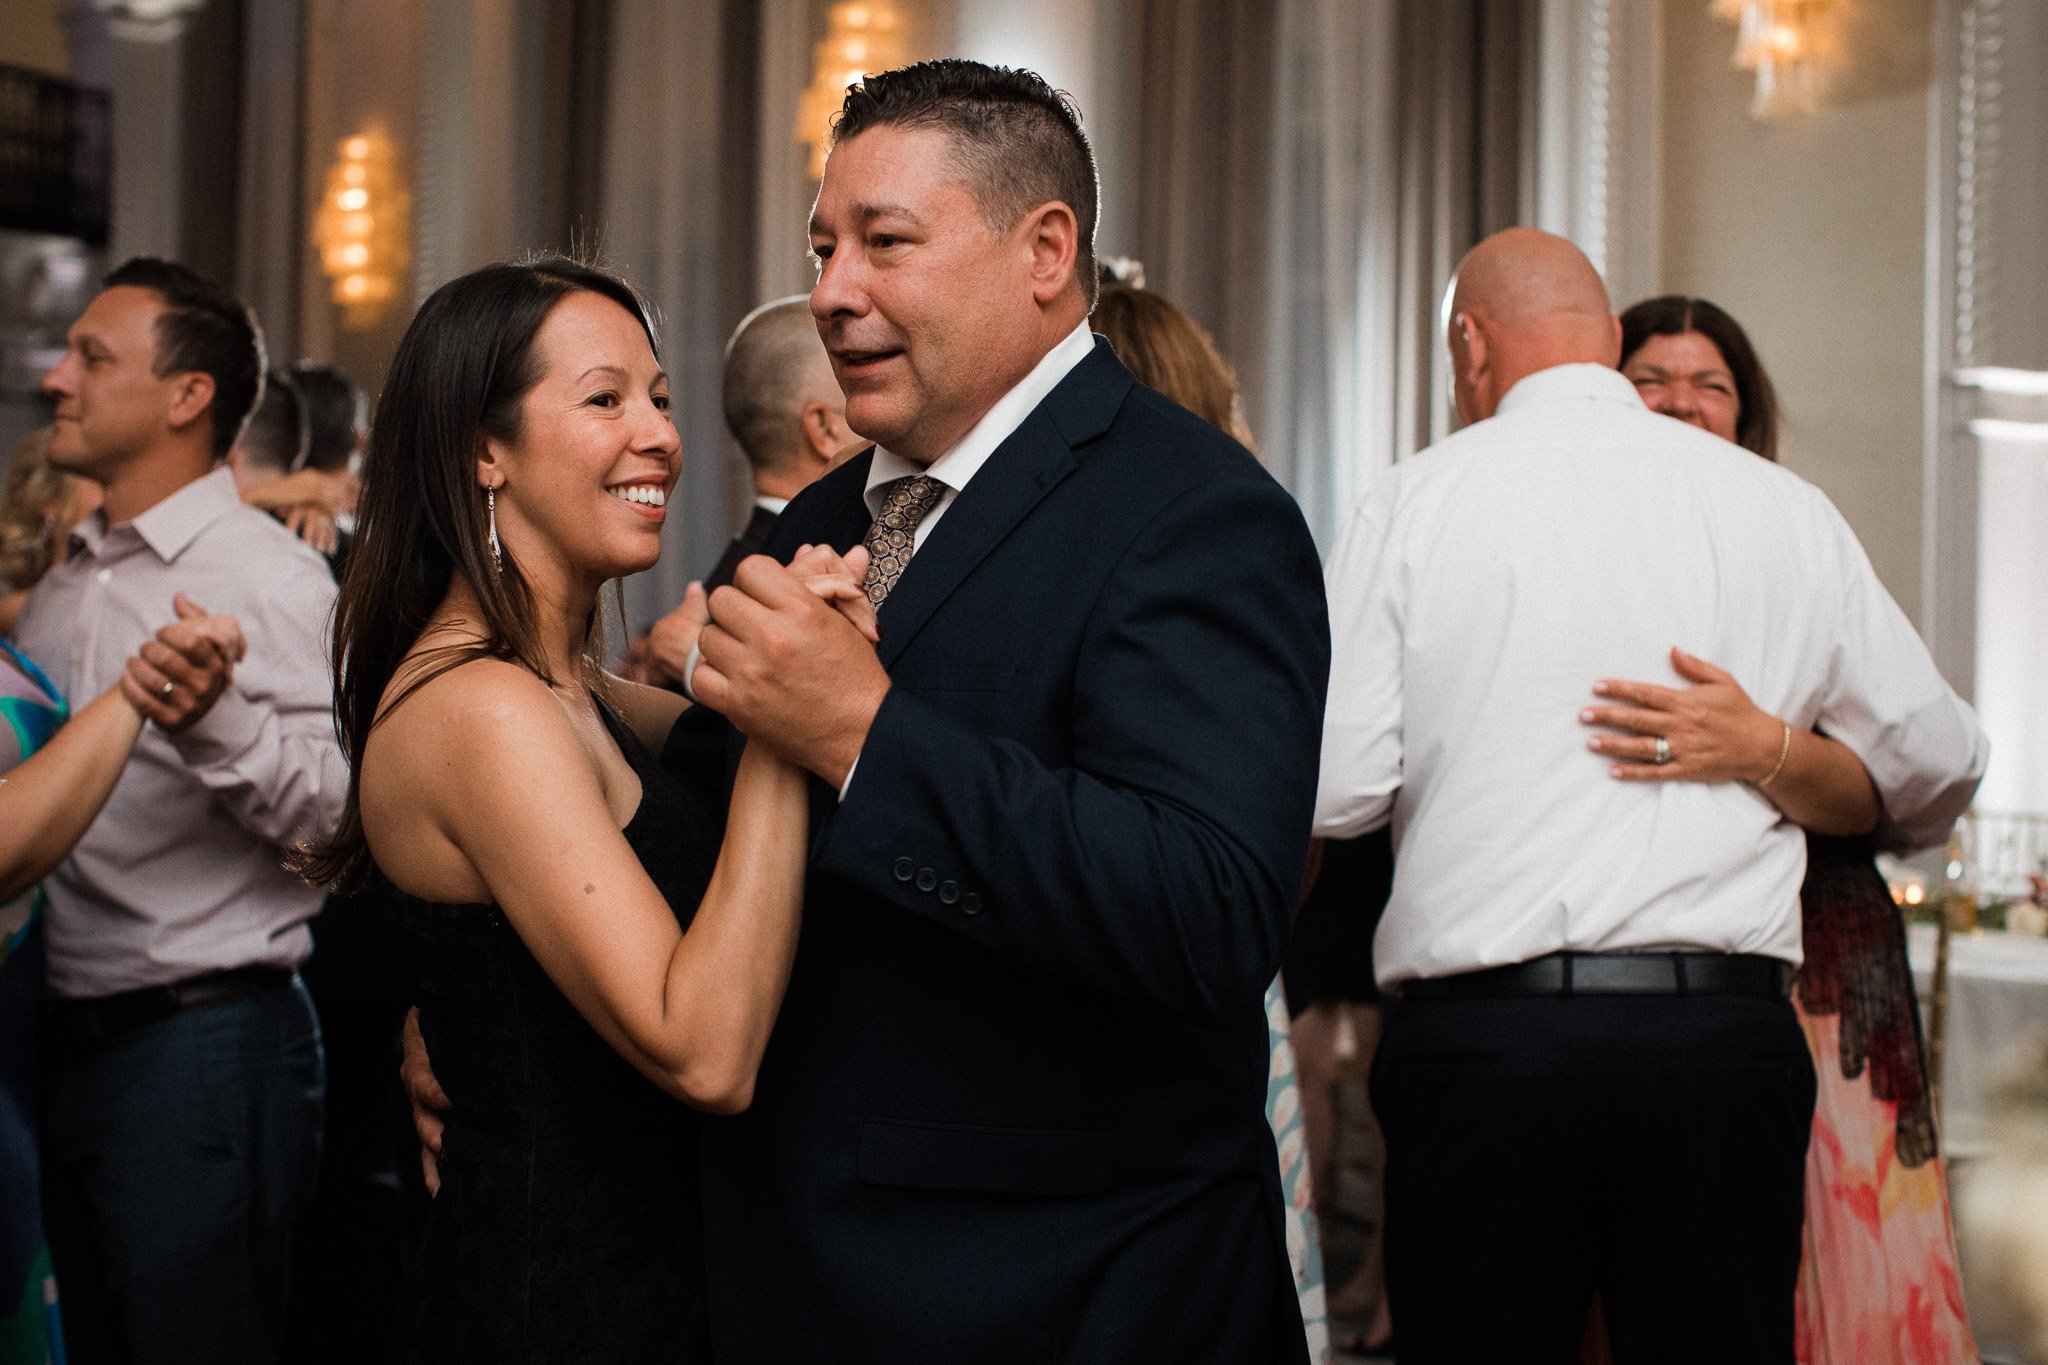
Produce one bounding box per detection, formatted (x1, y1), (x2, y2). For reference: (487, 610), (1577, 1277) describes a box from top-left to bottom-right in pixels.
(299, 256), (659, 890)
(1619, 295), (1781, 462)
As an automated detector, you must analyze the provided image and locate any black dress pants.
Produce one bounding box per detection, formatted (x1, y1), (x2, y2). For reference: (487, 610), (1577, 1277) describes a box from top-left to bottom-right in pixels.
(1371, 992), (1816, 1365)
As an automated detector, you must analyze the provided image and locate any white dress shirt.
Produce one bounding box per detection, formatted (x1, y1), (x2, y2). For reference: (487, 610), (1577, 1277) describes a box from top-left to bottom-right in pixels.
(1315, 363), (1987, 987)
(860, 320), (1096, 542)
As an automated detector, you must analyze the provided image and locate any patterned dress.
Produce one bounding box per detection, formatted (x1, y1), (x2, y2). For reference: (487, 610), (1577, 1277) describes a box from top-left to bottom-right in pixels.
(0, 639), (68, 1365)
(1267, 978), (1331, 1364)
(1794, 834), (1979, 1364)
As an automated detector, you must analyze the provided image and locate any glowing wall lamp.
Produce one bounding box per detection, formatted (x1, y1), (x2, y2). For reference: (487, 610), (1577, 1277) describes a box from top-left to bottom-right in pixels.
(797, 3), (909, 181)
(311, 131), (408, 325)
(1709, 0), (1845, 118)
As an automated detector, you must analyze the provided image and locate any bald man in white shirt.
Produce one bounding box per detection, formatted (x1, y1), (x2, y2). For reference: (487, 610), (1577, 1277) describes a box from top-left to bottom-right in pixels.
(1315, 228), (1986, 1364)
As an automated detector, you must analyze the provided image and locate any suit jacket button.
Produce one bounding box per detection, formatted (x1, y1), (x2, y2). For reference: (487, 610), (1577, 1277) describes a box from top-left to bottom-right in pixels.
(893, 857), (916, 882)
(961, 892), (983, 915)
(938, 881), (960, 905)
(916, 867), (938, 892)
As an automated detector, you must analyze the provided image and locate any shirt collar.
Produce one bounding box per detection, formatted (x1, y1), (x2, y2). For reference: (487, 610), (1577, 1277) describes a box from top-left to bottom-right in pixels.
(754, 495), (790, 515)
(865, 320), (1096, 515)
(126, 466), (242, 564)
(1494, 362), (1646, 419)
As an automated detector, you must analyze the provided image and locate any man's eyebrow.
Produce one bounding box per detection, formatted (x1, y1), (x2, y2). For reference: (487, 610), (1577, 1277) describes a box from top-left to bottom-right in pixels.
(810, 202), (922, 235)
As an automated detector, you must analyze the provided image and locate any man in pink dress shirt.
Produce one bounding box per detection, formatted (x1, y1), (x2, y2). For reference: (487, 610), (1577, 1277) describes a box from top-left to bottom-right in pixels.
(15, 259), (345, 1365)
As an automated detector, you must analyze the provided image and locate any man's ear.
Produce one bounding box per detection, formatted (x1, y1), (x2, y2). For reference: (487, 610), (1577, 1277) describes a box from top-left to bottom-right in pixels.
(799, 401), (851, 467)
(1020, 201), (1080, 307)
(164, 372), (216, 439)
(1455, 312), (1489, 387)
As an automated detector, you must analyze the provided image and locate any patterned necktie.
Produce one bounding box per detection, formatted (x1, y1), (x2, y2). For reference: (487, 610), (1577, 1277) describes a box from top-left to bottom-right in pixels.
(862, 475), (946, 607)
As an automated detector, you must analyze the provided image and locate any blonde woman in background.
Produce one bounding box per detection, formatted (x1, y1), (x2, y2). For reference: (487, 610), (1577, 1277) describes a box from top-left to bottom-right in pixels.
(0, 427), (102, 635)
(1093, 281), (1335, 1365)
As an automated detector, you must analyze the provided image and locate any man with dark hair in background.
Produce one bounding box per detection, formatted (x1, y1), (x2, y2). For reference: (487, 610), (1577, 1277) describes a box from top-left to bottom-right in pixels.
(227, 367), (305, 499)
(682, 60), (1327, 1360)
(18, 258), (343, 1364)
(235, 362), (365, 571)
(639, 295), (853, 689)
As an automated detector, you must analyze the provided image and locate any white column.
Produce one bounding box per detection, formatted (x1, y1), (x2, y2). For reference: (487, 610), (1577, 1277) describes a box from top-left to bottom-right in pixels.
(1530, 0), (1660, 303)
(101, 1), (201, 263)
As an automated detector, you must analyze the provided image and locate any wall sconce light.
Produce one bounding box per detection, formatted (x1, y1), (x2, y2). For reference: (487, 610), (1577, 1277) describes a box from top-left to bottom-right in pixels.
(797, 3), (909, 181)
(311, 131), (408, 325)
(1710, 0), (1844, 118)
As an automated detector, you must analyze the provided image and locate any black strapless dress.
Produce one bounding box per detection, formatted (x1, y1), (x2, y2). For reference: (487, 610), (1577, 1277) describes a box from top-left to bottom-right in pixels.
(384, 699), (723, 1362)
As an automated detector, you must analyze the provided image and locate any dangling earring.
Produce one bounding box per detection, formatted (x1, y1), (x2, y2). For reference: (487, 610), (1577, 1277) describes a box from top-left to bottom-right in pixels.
(487, 486), (502, 572)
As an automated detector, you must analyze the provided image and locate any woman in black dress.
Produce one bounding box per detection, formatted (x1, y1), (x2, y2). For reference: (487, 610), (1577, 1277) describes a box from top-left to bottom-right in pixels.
(302, 258), (872, 1360)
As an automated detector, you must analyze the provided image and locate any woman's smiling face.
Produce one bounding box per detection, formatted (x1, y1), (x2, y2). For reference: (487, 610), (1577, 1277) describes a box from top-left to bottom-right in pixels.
(480, 289), (682, 585)
(1622, 329), (1741, 444)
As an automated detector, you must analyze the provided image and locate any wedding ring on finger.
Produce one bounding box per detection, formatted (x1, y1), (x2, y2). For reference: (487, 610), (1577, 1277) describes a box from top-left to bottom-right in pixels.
(1653, 736), (1673, 765)
(160, 680), (176, 698)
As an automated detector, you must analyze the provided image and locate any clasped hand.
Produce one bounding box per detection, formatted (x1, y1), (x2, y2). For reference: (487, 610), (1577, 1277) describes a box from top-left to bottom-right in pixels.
(119, 593), (247, 732)
(694, 544), (890, 789)
(1572, 650), (1785, 785)
(1579, 646), (1783, 784)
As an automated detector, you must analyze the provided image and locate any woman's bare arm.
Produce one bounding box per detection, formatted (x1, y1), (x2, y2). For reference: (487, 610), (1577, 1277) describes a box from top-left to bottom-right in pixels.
(373, 662), (808, 1112)
(0, 604), (244, 900)
(0, 687), (144, 901)
(1581, 646), (1881, 837)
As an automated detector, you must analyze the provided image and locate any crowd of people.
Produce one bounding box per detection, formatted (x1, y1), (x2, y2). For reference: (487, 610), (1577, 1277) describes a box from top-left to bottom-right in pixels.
(0, 55), (2003, 1365)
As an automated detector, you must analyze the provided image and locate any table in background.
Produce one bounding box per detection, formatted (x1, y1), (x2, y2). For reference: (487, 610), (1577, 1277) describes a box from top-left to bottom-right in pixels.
(1906, 923), (2048, 1155)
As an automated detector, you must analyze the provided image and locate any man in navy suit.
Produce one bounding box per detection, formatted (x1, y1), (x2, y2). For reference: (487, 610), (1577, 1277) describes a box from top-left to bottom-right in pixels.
(687, 60), (1328, 1362)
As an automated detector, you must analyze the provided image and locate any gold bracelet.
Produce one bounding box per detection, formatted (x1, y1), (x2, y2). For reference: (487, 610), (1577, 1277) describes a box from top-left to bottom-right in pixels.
(1756, 720), (1792, 789)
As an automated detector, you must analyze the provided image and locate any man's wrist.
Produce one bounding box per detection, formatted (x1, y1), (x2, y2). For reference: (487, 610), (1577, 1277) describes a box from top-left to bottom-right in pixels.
(819, 678), (889, 796)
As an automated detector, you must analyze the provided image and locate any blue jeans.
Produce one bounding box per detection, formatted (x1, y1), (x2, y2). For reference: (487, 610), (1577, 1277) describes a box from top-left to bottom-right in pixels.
(42, 979), (325, 1365)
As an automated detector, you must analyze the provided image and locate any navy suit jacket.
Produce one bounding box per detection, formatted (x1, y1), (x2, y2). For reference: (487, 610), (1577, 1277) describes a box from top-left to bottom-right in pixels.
(680, 340), (1329, 1362)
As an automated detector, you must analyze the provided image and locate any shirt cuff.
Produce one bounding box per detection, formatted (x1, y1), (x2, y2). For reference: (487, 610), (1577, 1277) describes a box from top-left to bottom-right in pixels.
(680, 640), (702, 702)
(166, 685), (266, 768)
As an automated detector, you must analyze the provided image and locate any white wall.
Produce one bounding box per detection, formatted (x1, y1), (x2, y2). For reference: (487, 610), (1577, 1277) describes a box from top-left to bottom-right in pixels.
(1659, 0), (1930, 622)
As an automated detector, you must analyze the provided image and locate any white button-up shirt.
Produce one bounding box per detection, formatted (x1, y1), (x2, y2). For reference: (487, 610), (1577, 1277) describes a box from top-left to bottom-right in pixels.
(1315, 363), (1987, 987)
(861, 320), (1096, 540)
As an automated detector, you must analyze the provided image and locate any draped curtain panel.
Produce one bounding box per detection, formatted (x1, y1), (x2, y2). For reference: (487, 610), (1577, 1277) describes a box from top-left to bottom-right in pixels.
(1125, 0), (1527, 549)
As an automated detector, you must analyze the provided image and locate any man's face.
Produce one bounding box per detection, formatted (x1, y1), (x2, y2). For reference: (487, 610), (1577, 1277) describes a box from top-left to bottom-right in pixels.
(808, 126), (1042, 466)
(41, 285), (186, 482)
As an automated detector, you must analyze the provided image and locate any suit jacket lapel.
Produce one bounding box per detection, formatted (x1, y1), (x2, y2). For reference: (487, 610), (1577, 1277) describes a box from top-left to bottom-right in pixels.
(875, 339), (1132, 670)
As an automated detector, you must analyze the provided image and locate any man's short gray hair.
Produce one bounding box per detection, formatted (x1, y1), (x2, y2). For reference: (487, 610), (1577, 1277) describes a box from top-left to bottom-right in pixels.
(722, 296), (834, 474)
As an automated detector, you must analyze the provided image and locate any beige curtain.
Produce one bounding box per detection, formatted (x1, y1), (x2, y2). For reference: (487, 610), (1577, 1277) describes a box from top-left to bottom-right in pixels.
(1123, 0), (1529, 547)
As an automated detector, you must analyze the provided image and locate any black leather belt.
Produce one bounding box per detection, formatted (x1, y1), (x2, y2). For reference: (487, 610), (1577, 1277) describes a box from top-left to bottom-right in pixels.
(43, 965), (297, 1052)
(1400, 951), (1792, 1000)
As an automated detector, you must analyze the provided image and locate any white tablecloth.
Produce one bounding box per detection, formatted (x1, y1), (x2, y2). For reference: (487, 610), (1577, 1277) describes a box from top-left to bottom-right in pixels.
(1906, 923), (2048, 1154)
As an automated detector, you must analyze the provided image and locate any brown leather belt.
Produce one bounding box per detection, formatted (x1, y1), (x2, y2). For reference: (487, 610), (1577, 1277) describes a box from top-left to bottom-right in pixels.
(43, 966), (297, 1052)
(1399, 951), (1792, 1000)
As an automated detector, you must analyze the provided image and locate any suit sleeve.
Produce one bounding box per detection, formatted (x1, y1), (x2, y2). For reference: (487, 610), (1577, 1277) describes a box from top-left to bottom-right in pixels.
(809, 474), (1331, 1025)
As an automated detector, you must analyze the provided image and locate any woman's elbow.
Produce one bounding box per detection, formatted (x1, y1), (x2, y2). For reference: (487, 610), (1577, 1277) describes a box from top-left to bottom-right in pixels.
(661, 1055), (758, 1116)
